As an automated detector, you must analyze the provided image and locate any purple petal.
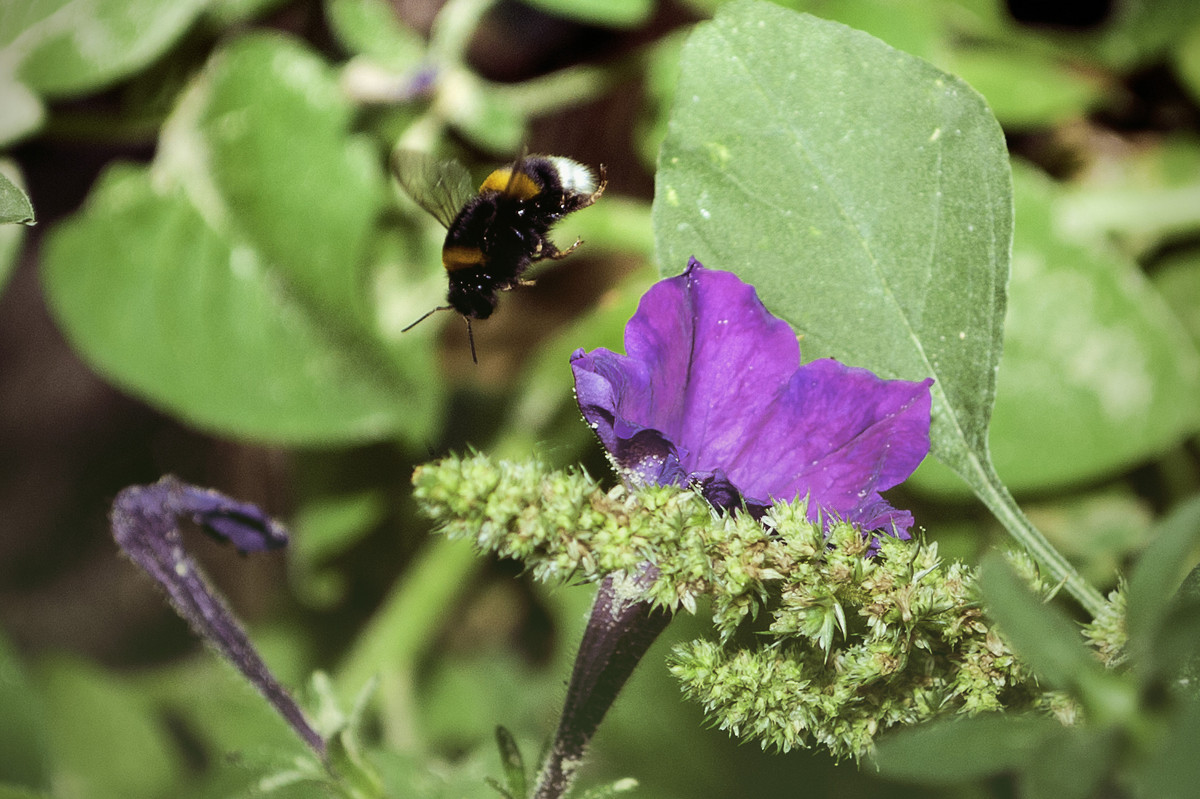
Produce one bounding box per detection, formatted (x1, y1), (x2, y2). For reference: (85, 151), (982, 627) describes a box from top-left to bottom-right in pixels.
(573, 258), (798, 477)
(726, 359), (932, 531)
(572, 260), (933, 534)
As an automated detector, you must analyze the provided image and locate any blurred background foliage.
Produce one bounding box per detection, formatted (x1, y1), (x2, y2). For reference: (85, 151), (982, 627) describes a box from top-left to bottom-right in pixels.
(1, 0), (1199, 796)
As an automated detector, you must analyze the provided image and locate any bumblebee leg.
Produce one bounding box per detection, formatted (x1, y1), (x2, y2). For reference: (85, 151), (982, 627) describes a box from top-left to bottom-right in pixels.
(581, 165), (607, 208)
(548, 238), (584, 259)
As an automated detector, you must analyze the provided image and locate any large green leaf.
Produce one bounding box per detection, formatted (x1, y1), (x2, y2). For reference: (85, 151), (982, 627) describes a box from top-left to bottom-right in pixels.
(159, 33), (382, 327)
(653, 3), (1101, 613)
(43, 34), (441, 443)
(43, 164), (430, 443)
(0, 0), (205, 99)
(656, 1), (1009, 477)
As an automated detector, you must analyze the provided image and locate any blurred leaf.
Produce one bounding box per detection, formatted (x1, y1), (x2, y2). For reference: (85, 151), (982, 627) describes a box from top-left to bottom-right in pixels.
(635, 32), (686, 169)
(871, 714), (1058, 784)
(1125, 495), (1200, 677)
(290, 489), (388, 606)
(164, 33), (384, 325)
(777, 0), (944, 61)
(206, 0), (293, 26)
(1153, 248), (1200, 347)
(0, 787), (53, 799)
(43, 33), (443, 444)
(945, 47), (1108, 128)
(452, 85), (528, 154)
(914, 162), (1200, 494)
(1057, 136), (1200, 256)
(327, 0), (426, 67)
(0, 168), (33, 225)
(1177, 22), (1200, 106)
(654, 3), (1040, 565)
(0, 77), (42, 146)
(978, 554), (1106, 693)
(42, 165), (425, 443)
(38, 656), (181, 799)
(518, 0), (654, 28)
(1020, 726), (1117, 799)
(1156, 561), (1200, 696)
(1024, 489), (1153, 587)
(0, 634), (50, 790)
(2, 0), (206, 99)
(1129, 695), (1200, 799)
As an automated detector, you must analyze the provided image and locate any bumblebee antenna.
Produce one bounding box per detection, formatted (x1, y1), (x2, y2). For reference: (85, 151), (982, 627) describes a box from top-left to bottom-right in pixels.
(401, 305), (451, 333)
(464, 318), (477, 364)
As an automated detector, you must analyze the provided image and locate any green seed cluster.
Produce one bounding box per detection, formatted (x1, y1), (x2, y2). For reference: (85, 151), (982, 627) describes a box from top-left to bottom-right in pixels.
(412, 453), (1045, 760)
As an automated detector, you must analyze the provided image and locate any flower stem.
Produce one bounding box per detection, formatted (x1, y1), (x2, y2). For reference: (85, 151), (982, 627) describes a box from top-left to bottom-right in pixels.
(532, 569), (672, 799)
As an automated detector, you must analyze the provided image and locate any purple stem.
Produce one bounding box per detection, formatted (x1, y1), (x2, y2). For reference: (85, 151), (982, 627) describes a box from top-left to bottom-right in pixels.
(110, 476), (326, 761)
(532, 566), (672, 799)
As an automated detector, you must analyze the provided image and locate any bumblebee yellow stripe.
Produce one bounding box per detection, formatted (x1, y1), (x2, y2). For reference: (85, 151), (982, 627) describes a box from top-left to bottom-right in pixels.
(480, 167), (541, 200)
(443, 245), (486, 271)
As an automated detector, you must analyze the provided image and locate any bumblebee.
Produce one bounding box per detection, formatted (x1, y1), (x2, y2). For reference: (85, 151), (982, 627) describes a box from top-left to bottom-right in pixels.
(394, 151), (607, 362)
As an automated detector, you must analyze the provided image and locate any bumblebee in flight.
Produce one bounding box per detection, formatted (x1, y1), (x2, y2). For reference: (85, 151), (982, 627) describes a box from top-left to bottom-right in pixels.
(394, 151), (607, 362)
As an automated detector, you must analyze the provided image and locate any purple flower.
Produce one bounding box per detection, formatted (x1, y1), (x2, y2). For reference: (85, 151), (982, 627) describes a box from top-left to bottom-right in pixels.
(571, 259), (933, 537)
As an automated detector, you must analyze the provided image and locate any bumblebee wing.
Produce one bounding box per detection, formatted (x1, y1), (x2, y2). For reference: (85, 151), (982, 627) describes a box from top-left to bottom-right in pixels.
(391, 149), (475, 228)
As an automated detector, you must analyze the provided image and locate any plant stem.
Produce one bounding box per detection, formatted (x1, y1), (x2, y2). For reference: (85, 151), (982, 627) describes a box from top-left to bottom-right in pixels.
(974, 457), (1107, 617)
(532, 569), (672, 799)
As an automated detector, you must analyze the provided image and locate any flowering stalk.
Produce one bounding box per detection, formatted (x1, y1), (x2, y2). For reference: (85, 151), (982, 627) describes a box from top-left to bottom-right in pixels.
(110, 476), (326, 761)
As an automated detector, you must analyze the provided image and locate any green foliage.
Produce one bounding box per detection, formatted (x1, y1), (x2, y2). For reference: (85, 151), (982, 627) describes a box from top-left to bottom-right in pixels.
(413, 452), (1043, 759)
(874, 497), (1200, 797)
(0, 0), (207, 145)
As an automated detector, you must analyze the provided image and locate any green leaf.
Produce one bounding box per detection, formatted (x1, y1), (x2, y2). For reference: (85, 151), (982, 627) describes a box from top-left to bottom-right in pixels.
(0, 634), (50, 790)
(1020, 726), (1117, 799)
(2, 0), (206, 99)
(1153, 248), (1200, 347)
(1125, 495), (1200, 677)
(0, 786), (53, 799)
(0, 77), (42, 147)
(1156, 562), (1200, 696)
(912, 161), (1200, 494)
(326, 0), (426, 67)
(945, 47), (1107, 128)
(42, 165), (430, 443)
(38, 657), (181, 799)
(979, 554), (1121, 710)
(985, 163), (1200, 490)
(1177, 22), (1200, 106)
(653, 2), (1104, 614)
(43, 33), (443, 444)
(1129, 695), (1200, 799)
(518, 0), (654, 28)
(0, 161), (31, 295)
(161, 33), (384, 326)
(871, 714), (1058, 784)
(0, 168), (34, 226)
